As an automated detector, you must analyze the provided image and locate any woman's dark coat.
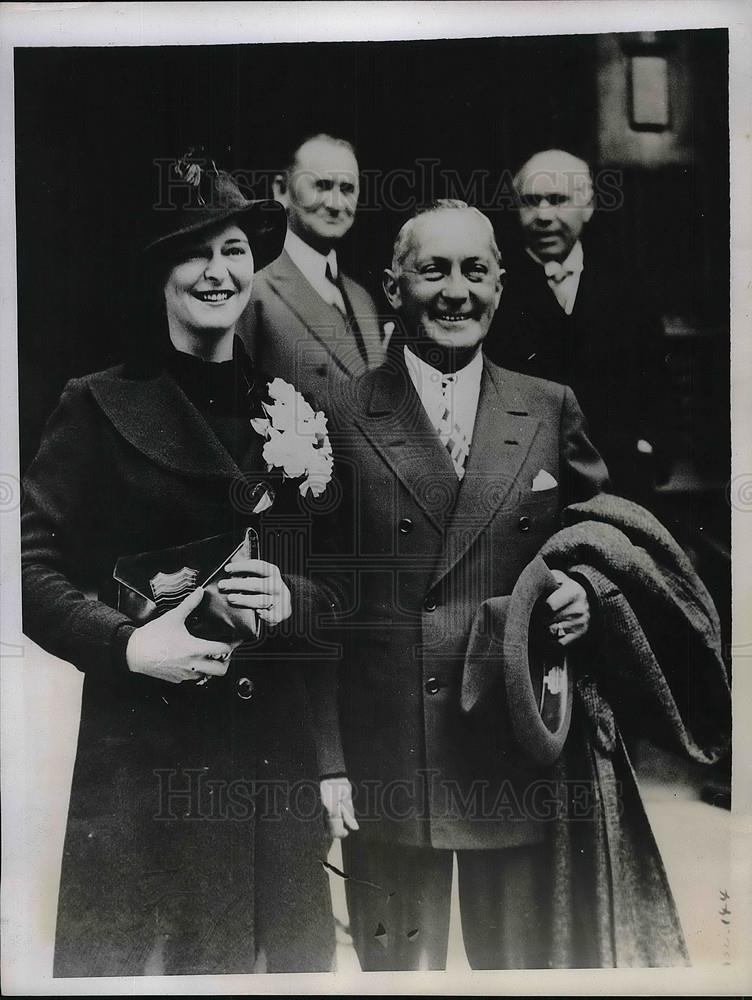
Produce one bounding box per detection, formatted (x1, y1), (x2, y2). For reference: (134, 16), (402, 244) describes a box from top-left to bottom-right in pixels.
(21, 353), (344, 977)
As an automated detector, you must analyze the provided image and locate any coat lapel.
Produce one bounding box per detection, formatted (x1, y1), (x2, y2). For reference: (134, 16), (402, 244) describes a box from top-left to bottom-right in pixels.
(265, 251), (367, 377)
(342, 275), (385, 370)
(353, 360), (459, 534)
(89, 371), (243, 479)
(431, 359), (540, 585)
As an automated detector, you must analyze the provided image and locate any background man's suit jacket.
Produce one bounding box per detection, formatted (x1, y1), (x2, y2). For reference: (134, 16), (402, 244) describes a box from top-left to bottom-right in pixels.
(329, 350), (609, 849)
(239, 249), (385, 412)
(483, 244), (667, 498)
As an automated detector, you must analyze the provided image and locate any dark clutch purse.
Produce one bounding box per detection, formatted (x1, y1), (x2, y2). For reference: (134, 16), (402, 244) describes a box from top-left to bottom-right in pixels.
(113, 527), (260, 642)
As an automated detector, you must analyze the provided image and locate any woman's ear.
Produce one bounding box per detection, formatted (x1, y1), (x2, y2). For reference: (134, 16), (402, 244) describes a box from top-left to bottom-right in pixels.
(382, 268), (402, 311)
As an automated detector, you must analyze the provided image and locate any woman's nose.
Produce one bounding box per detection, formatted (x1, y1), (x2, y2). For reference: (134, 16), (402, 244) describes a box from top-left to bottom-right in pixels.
(203, 252), (228, 281)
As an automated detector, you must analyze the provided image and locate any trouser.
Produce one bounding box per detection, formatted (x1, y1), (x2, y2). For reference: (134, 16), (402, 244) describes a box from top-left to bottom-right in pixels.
(341, 836), (550, 971)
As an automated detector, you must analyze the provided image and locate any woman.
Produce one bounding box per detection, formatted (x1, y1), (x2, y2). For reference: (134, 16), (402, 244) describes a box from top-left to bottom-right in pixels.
(21, 153), (354, 977)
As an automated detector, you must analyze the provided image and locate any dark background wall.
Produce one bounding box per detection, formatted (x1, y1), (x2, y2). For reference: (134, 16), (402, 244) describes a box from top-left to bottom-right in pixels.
(15, 32), (730, 605)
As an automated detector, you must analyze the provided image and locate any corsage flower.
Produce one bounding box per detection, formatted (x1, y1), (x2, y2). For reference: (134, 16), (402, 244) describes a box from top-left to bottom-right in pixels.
(251, 378), (333, 498)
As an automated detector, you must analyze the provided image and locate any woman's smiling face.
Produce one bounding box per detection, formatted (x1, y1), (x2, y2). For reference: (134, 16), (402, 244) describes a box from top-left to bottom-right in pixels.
(163, 222), (255, 338)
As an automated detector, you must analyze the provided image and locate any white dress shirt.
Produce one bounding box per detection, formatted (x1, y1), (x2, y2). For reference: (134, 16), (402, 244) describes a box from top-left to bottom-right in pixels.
(404, 345), (483, 450)
(283, 228), (347, 314)
(528, 240), (584, 316)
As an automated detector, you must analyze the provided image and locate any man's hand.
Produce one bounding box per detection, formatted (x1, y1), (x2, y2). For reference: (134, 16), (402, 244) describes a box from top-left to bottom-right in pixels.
(126, 588), (239, 683)
(320, 777), (359, 839)
(546, 570), (591, 647)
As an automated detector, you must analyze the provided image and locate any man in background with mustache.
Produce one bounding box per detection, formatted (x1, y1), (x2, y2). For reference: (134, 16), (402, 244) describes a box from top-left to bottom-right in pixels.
(239, 133), (384, 411)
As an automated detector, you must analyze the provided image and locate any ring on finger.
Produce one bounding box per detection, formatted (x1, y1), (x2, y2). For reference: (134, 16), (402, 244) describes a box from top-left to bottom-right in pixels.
(555, 622), (567, 639)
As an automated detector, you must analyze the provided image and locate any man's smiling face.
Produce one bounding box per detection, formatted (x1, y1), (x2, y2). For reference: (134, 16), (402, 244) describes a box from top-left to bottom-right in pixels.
(384, 208), (503, 368)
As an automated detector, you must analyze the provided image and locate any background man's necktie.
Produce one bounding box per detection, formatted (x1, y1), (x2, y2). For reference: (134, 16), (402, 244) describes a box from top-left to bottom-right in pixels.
(325, 262), (368, 365)
(437, 374), (470, 480)
(543, 259), (578, 315)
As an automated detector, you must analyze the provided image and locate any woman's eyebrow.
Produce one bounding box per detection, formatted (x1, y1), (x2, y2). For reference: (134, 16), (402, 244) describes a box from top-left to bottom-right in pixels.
(224, 237), (250, 245)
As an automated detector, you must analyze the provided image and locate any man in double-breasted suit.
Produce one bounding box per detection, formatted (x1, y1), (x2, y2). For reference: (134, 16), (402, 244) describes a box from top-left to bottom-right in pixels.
(483, 149), (667, 499)
(239, 134), (384, 411)
(330, 200), (609, 970)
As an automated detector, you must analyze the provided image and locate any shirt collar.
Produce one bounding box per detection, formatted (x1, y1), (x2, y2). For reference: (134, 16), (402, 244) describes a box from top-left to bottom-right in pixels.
(284, 228), (338, 282)
(526, 239), (584, 275)
(403, 344), (484, 392)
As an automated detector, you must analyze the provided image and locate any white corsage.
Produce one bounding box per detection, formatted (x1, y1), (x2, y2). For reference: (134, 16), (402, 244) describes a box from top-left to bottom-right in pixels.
(251, 378), (333, 498)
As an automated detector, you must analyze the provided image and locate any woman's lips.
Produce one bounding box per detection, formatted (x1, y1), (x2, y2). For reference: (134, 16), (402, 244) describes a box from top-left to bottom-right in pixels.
(193, 290), (235, 303)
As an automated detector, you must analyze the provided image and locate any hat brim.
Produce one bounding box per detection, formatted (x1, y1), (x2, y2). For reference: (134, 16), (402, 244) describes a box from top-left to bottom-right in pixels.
(144, 198), (287, 272)
(461, 555), (573, 767)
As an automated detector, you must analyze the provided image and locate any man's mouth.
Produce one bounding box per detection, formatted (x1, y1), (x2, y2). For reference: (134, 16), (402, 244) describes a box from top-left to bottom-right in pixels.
(434, 313), (473, 323)
(193, 290), (235, 303)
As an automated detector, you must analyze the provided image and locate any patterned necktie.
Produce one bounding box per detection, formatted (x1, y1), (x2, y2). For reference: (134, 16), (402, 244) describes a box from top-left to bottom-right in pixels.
(437, 374), (470, 481)
(325, 261), (368, 365)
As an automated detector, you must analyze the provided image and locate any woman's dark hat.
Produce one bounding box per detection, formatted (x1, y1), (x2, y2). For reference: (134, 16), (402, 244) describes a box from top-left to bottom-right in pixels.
(461, 555), (573, 766)
(144, 149), (286, 271)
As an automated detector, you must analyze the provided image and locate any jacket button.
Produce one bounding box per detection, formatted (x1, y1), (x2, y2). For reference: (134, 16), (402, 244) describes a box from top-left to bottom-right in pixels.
(398, 517), (413, 535)
(236, 677), (255, 701)
(425, 677), (441, 695)
(518, 515), (531, 532)
(423, 596), (437, 613)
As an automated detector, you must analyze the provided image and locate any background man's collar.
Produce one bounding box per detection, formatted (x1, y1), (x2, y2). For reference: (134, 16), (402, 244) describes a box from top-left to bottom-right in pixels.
(284, 227), (338, 277)
(526, 240), (584, 273)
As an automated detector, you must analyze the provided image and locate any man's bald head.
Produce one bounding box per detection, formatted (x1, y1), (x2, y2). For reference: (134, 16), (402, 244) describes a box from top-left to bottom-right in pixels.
(513, 149), (594, 262)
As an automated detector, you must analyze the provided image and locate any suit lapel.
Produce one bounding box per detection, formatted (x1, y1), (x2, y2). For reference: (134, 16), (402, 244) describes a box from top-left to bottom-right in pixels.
(342, 275), (384, 370)
(353, 360), (459, 533)
(265, 251), (367, 377)
(90, 371), (243, 479)
(431, 359), (540, 585)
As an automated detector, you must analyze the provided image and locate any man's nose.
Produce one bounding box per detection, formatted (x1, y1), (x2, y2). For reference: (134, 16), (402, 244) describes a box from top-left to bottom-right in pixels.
(440, 268), (470, 301)
(535, 197), (556, 223)
(322, 187), (343, 214)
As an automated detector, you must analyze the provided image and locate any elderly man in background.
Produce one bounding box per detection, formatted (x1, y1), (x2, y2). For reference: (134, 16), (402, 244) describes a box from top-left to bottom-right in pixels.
(483, 148), (667, 500)
(239, 133), (384, 410)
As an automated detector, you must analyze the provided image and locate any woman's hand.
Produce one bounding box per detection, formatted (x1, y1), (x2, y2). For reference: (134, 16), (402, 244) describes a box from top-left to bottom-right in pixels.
(217, 559), (292, 627)
(126, 587), (239, 683)
(319, 777), (359, 839)
(546, 570), (591, 647)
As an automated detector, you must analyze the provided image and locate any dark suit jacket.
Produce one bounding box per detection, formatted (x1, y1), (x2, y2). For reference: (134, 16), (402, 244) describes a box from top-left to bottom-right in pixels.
(20, 360), (342, 975)
(484, 244), (667, 498)
(329, 350), (609, 849)
(239, 249), (385, 413)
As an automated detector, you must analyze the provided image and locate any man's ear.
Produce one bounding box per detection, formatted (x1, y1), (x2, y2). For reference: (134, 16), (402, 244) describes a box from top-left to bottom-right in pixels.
(272, 172), (289, 206)
(382, 268), (402, 311)
(492, 267), (505, 310)
(582, 200), (594, 225)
